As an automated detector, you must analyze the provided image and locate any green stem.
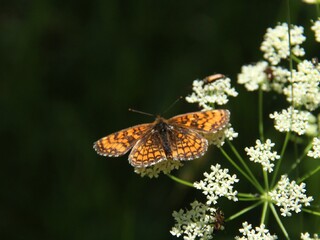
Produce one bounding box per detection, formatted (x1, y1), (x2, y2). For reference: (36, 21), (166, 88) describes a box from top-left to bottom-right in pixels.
(263, 169), (269, 191)
(290, 54), (301, 64)
(226, 201), (263, 222)
(166, 174), (194, 187)
(258, 87), (264, 142)
(288, 140), (313, 174)
(226, 141), (264, 193)
(270, 203), (289, 239)
(237, 192), (258, 198)
(260, 201), (268, 224)
(271, 131), (290, 187)
(237, 192), (260, 201)
(220, 147), (263, 193)
(297, 165), (320, 183)
(238, 197), (261, 201)
(302, 208), (320, 216)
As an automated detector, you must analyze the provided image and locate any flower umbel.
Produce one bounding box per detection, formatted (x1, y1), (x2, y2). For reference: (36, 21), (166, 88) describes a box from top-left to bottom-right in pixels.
(260, 23), (306, 65)
(186, 76), (238, 110)
(283, 60), (320, 111)
(170, 201), (218, 240)
(237, 61), (270, 91)
(269, 107), (311, 135)
(269, 175), (313, 217)
(235, 221), (278, 240)
(245, 139), (280, 172)
(237, 61), (290, 93)
(194, 164), (239, 205)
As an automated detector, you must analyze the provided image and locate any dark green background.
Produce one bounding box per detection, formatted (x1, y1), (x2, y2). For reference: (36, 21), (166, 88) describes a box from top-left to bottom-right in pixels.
(1, 1), (319, 239)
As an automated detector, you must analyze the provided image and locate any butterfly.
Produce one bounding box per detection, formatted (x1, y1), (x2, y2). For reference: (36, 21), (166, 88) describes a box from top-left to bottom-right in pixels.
(93, 109), (230, 168)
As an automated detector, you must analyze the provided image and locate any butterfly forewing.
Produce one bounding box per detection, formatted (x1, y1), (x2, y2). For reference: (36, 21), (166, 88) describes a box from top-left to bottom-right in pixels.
(94, 124), (152, 157)
(129, 131), (167, 167)
(169, 110), (230, 133)
(168, 126), (208, 160)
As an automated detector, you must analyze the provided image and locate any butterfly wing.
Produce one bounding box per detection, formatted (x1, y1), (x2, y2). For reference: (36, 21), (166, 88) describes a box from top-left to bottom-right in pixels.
(129, 131), (167, 167)
(168, 126), (208, 161)
(169, 110), (230, 133)
(94, 124), (152, 157)
(129, 124), (208, 167)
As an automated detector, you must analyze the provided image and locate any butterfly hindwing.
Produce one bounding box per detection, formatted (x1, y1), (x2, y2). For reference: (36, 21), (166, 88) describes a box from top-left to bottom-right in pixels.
(168, 126), (208, 160)
(129, 131), (166, 167)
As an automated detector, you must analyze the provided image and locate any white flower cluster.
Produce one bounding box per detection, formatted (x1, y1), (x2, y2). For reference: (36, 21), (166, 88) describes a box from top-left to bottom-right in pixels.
(269, 107), (311, 135)
(261, 23), (306, 65)
(205, 124), (238, 147)
(170, 201), (218, 240)
(269, 175), (313, 217)
(134, 159), (183, 178)
(237, 61), (291, 93)
(245, 139), (280, 172)
(311, 18), (320, 42)
(307, 137), (320, 159)
(194, 164), (239, 205)
(283, 60), (320, 111)
(235, 222), (278, 240)
(237, 61), (270, 91)
(186, 77), (238, 110)
(301, 232), (320, 240)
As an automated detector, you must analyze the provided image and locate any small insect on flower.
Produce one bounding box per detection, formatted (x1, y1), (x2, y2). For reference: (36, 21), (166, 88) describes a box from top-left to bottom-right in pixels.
(203, 73), (226, 84)
(264, 66), (275, 81)
(213, 208), (225, 232)
(311, 57), (318, 66)
(94, 110), (230, 168)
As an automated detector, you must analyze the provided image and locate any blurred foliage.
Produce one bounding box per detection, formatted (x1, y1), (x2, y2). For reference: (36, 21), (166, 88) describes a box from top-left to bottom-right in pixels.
(1, 0), (319, 239)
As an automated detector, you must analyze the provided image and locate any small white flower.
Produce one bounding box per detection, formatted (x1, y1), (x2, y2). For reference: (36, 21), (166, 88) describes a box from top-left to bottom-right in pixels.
(205, 124), (238, 147)
(134, 159), (183, 178)
(237, 61), (290, 93)
(194, 164), (239, 205)
(245, 139), (280, 173)
(283, 60), (320, 111)
(311, 18), (320, 42)
(235, 222), (278, 239)
(301, 232), (320, 240)
(170, 201), (218, 240)
(186, 77), (238, 110)
(261, 23), (306, 65)
(269, 175), (313, 217)
(269, 106), (311, 135)
(307, 137), (320, 159)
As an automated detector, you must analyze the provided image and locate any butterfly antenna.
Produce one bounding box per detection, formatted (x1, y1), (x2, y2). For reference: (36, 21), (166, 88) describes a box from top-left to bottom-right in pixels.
(128, 108), (154, 117)
(161, 96), (184, 115)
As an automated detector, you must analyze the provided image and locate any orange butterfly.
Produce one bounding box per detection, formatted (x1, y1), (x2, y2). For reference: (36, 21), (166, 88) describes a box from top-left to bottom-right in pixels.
(93, 110), (230, 167)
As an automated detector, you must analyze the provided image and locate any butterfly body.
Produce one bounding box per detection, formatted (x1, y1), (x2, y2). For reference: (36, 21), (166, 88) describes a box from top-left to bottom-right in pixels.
(152, 117), (174, 158)
(94, 110), (230, 167)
